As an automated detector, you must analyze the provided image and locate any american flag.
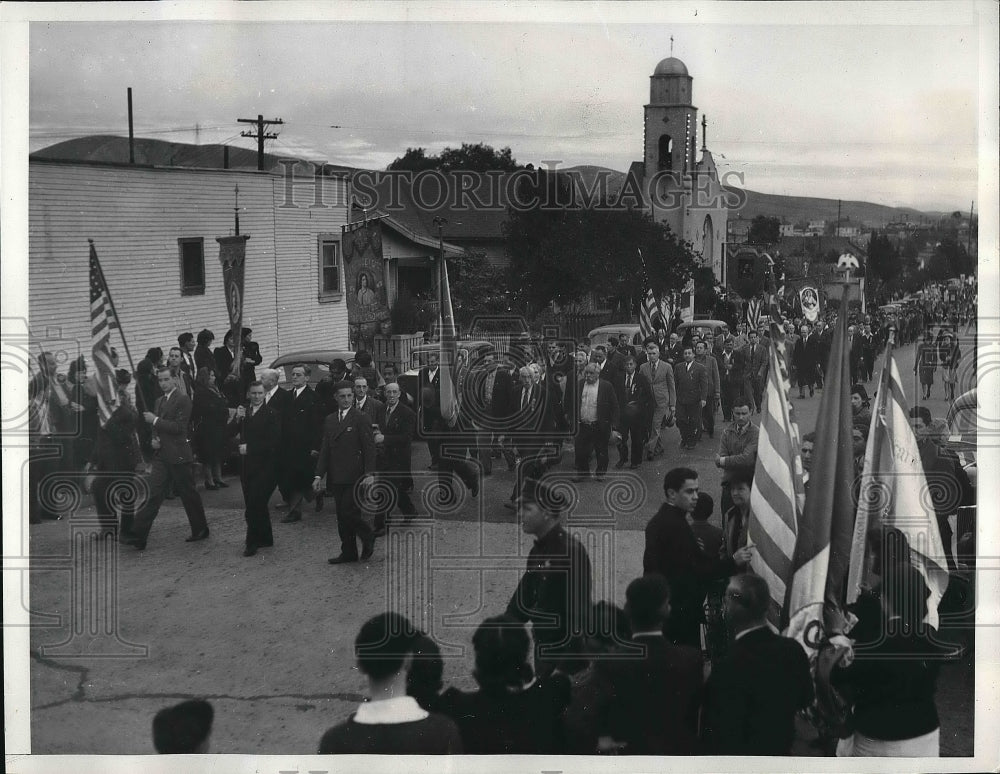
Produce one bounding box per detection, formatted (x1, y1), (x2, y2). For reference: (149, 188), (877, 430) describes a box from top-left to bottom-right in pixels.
(748, 292), (806, 625)
(437, 254), (460, 427)
(746, 297), (762, 330)
(89, 241), (119, 426)
(637, 249), (662, 339)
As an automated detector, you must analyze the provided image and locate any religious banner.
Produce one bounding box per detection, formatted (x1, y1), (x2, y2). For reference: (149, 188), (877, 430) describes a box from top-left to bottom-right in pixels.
(343, 218), (390, 350)
(217, 235), (250, 377)
(799, 285), (819, 322)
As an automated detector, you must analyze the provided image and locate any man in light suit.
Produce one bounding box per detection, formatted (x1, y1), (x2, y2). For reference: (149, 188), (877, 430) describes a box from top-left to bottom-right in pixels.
(127, 367), (209, 549)
(744, 330), (769, 413)
(639, 339), (676, 461)
(673, 346), (709, 450)
(313, 380), (377, 564)
(572, 363), (620, 480)
(695, 339), (721, 439)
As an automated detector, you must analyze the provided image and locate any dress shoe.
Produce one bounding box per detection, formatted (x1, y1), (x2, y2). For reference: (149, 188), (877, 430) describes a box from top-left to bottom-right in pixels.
(204, 483), (219, 491)
(328, 554), (358, 565)
(645, 450), (655, 461)
(126, 537), (147, 550)
(281, 511), (302, 524)
(360, 539), (376, 561)
(470, 479), (480, 498)
(615, 458), (627, 469)
(214, 479), (229, 488)
(185, 529), (210, 542)
(259, 539), (274, 548)
(242, 545), (258, 557)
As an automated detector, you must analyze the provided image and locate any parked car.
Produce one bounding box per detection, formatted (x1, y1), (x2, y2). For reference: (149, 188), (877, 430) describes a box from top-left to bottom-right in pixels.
(676, 319), (730, 340)
(269, 350), (355, 388)
(945, 387), (977, 486)
(587, 324), (643, 347)
(399, 340), (496, 403)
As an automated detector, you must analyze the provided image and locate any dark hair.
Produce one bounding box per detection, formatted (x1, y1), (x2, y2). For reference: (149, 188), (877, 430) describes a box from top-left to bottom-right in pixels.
(472, 615), (533, 692)
(727, 573), (771, 622)
(625, 574), (671, 631)
(155, 366), (174, 378)
(801, 431), (816, 444)
(178, 332), (194, 347)
(223, 329), (234, 345)
(333, 379), (355, 393)
(643, 337), (660, 348)
(909, 405), (932, 426)
(624, 355), (638, 366)
(195, 367), (215, 388)
(329, 358), (347, 373)
(731, 397), (751, 412)
(588, 601), (630, 648)
(292, 363), (312, 376)
(196, 329), (214, 346)
(145, 346), (163, 363)
(67, 355), (86, 383)
(728, 468), (754, 488)
(355, 612), (419, 680)
(663, 467), (698, 498)
(881, 560), (930, 631)
(355, 350), (373, 368)
(519, 477), (568, 517)
(247, 380), (264, 390)
(152, 699), (213, 753)
(593, 344), (607, 354)
(692, 491), (714, 522)
(867, 526), (911, 578)
(406, 633), (444, 710)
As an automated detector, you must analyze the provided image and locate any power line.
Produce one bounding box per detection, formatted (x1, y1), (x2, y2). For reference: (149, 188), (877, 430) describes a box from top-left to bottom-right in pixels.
(237, 114), (284, 171)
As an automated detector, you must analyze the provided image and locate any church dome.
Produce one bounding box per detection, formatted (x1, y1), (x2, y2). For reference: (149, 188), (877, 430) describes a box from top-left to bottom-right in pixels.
(653, 56), (688, 76)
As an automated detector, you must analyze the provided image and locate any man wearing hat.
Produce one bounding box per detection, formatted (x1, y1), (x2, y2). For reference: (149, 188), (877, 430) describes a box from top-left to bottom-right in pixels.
(506, 477), (592, 679)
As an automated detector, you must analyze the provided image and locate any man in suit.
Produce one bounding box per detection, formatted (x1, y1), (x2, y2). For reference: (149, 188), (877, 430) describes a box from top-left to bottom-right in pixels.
(700, 573), (813, 755)
(591, 344), (618, 384)
(717, 337), (740, 422)
(230, 381), (280, 556)
(260, 368), (293, 507)
(694, 339), (721, 439)
(354, 376), (386, 427)
(604, 336), (627, 373)
(372, 382), (418, 535)
(166, 347), (194, 399)
(178, 332), (198, 381)
(127, 367), (209, 549)
(313, 380), (378, 564)
(639, 339), (676, 461)
(316, 358), (350, 419)
(214, 328), (261, 408)
(673, 346), (709, 450)
(462, 348), (501, 474)
(744, 330), (769, 412)
(417, 351), (442, 469)
(592, 574), (704, 755)
(643, 467), (751, 648)
(377, 363), (414, 409)
(715, 400), (759, 517)
(793, 323), (817, 398)
(280, 364), (322, 523)
(572, 363), (620, 480)
(615, 355), (652, 470)
(732, 322), (749, 352)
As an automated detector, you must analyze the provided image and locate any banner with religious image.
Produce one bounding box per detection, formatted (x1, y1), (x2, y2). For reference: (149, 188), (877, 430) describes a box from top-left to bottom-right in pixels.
(799, 285), (820, 322)
(217, 235), (250, 376)
(342, 219), (390, 350)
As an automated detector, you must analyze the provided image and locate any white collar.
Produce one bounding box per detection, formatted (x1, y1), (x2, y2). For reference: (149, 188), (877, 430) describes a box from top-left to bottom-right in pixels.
(735, 623), (770, 641)
(265, 385), (278, 399)
(294, 385), (305, 396)
(631, 630), (663, 638)
(353, 696), (428, 725)
(357, 396), (367, 408)
(164, 388), (176, 400)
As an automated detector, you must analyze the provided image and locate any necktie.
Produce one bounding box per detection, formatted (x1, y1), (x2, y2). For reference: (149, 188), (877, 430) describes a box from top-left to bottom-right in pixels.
(627, 375), (633, 393)
(651, 361), (657, 379)
(339, 410), (346, 423)
(521, 389), (529, 409)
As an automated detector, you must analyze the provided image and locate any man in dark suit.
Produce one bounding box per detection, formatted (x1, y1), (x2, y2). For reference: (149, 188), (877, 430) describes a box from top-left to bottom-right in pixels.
(593, 574), (704, 755)
(127, 367), (209, 549)
(230, 381), (281, 556)
(313, 380), (377, 564)
(643, 467), (751, 648)
(591, 344), (618, 384)
(178, 332), (198, 380)
(614, 355), (652, 470)
(353, 375), (386, 428)
(701, 573), (814, 755)
(280, 364), (322, 523)
(315, 358), (350, 419)
(572, 363), (620, 480)
(417, 351), (442, 469)
(260, 368), (293, 507)
(372, 382), (418, 535)
(793, 323), (817, 398)
(214, 327), (262, 407)
(672, 346), (709, 450)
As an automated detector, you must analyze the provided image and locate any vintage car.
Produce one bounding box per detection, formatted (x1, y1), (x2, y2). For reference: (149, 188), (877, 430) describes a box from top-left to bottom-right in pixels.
(587, 324), (643, 347)
(676, 319), (731, 340)
(269, 350), (356, 388)
(398, 340), (497, 403)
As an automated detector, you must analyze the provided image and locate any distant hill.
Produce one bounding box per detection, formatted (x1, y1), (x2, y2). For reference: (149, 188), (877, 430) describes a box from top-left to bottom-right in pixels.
(32, 138), (939, 226)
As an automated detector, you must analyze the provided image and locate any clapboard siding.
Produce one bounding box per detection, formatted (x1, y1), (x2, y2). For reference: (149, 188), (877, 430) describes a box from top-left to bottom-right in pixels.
(272, 174), (350, 351)
(29, 161), (351, 370)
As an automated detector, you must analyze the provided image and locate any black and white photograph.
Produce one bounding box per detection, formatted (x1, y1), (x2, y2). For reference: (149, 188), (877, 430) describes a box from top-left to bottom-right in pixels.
(2, 2), (998, 771)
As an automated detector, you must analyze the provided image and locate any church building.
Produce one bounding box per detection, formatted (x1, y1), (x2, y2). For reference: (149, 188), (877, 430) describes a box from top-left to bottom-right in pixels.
(625, 55), (729, 281)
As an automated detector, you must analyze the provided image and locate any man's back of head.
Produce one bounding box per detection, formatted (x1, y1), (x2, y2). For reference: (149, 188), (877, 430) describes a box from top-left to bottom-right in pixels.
(625, 574), (671, 634)
(724, 573), (770, 636)
(152, 699), (213, 754)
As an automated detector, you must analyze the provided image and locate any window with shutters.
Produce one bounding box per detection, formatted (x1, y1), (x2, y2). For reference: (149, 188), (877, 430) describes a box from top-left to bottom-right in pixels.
(178, 237), (205, 295)
(318, 236), (343, 301)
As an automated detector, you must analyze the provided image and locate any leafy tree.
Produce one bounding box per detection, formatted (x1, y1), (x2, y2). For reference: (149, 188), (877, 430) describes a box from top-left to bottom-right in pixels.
(503, 171), (697, 316)
(748, 215), (780, 246)
(388, 143), (523, 173)
(925, 236), (973, 281)
(447, 250), (511, 326)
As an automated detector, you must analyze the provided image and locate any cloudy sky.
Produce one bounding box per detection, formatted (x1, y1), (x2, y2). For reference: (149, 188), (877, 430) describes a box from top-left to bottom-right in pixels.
(24, 3), (993, 212)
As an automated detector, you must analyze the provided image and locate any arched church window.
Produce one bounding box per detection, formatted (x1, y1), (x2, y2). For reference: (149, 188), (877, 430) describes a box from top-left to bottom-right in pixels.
(658, 135), (673, 171)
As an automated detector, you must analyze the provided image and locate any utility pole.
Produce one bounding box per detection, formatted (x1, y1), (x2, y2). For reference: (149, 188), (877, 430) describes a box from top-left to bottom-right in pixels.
(127, 87), (135, 164)
(237, 114), (283, 171)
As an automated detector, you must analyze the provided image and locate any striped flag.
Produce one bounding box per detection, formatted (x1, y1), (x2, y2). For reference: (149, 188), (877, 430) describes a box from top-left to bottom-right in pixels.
(746, 297), (762, 330)
(88, 241), (120, 426)
(437, 254), (460, 427)
(784, 288), (856, 650)
(847, 345), (949, 628)
(637, 249), (662, 339)
(748, 301), (806, 625)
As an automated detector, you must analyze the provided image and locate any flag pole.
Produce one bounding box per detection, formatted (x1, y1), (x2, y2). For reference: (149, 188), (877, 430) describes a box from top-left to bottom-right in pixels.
(89, 239), (136, 375)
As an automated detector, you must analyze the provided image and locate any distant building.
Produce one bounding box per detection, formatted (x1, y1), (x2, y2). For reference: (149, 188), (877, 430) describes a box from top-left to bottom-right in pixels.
(836, 225), (861, 237)
(623, 56), (729, 280)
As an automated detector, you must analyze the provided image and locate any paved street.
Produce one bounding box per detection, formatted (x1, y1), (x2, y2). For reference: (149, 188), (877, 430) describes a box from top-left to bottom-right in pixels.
(25, 330), (977, 755)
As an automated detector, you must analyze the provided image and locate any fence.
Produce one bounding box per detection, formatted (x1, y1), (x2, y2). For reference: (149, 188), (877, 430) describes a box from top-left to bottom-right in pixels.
(373, 332), (426, 374)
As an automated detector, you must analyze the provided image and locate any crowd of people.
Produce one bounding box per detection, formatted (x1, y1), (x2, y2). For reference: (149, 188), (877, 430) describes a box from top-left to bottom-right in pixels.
(28, 290), (975, 757)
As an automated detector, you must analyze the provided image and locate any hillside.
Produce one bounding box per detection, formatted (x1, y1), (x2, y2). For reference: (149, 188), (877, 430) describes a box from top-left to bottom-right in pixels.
(32, 137), (938, 226)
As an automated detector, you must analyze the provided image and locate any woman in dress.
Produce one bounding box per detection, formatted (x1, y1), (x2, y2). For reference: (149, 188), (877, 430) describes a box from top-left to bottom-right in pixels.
(913, 331), (937, 400)
(851, 384), (872, 431)
(937, 331), (961, 401)
(192, 367), (231, 490)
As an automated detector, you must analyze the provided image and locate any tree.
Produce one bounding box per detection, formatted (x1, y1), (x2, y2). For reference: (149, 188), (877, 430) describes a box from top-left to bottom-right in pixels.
(503, 171), (698, 316)
(447, 250), (511, 327)
(748, 215), (781, 246)
(925, 236), (973, 281)
(388, 143), (523, 173)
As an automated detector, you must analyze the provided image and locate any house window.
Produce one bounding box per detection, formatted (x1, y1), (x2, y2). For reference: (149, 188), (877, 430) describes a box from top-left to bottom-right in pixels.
(179, 238), (205, 295)
(318, 237), (342, 300)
